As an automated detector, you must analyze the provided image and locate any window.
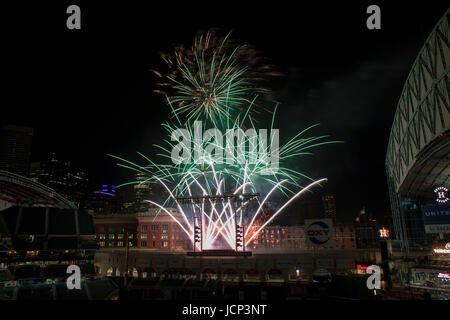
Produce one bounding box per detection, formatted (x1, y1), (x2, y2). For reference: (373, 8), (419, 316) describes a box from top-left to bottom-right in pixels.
(141, 225), (147, 231)
(162, 225), (168, 230)
(152, 241), (156, 247)
(161, 234), (168, 239)
(162, 241), (168, 248)
(99, 234), (106, 240)
(152, 234), (156, 239)
(108, 242), (114, 247)
(109, 227), (115, 233)
(141, 234), (147, 239)
(117, 234), (124, 239)
(128, 234), (133, 239)
(118, 241), (124, 247)
(108, 234), (115, 240)
(99, 226), (105, 232)
(151, 225), (158, 231)
(141, 241), (147, 247)
(99, 241), (105, 247)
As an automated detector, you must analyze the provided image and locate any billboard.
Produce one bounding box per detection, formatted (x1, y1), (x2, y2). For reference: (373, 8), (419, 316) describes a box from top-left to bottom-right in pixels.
(421, 204), (450, 234)
(304, 219), (333, 247)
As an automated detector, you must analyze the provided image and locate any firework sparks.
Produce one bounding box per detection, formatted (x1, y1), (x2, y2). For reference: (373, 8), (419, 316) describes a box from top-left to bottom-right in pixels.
(153, 28), (280, 127)
(142, 161), (327, 250)
(111, 28), (339, 252)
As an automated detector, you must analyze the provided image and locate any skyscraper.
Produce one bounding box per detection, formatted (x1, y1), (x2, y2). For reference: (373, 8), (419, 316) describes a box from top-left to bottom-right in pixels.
(322, 195), (337, 224)
(0, 124), (34, 176)
(30, 153), (90, 207)
(134, 172), (153, 212)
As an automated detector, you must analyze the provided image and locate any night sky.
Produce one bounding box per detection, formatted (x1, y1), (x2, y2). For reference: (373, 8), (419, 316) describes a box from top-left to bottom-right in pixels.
(2, 1), (448, 223)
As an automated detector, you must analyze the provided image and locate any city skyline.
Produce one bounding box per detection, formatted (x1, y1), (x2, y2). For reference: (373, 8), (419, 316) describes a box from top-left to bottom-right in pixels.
(3, 3), (448, 223)
(0, 1), (448, 304)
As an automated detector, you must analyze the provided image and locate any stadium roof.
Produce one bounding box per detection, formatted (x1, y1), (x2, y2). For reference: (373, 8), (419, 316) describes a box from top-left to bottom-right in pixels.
(398, 130), (450, 199)
(0, 170), (76, 209)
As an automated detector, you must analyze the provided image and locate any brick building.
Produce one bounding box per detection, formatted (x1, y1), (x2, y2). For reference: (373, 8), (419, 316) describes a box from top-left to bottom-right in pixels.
(92, 209), (191, 251)
(93, 214), (138, 248)
(248, 225), (356, 250)
(137, 208), (191, 250)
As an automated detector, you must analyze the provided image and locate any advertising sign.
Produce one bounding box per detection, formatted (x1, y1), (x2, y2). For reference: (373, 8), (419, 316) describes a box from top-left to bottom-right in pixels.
(304, 219), (333, 247)
(421, 204), (450, 234)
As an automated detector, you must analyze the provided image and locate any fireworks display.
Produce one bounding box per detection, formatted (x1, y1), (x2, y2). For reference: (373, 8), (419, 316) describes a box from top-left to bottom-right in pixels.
(152, 28), (280, 128)
(112, 28), (339, 250)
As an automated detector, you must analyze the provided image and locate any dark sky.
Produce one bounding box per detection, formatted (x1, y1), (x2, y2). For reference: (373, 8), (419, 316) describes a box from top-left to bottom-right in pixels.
(2, 1), (448, 222)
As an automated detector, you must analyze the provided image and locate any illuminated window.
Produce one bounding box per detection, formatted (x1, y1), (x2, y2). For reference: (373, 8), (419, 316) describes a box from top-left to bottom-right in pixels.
(128, 234), (133, 239)
(108, 242), (114, 247)
(162, 234), (168, 239)
(162, 241), (168, 247)
(99, 241), (105, 247)
(117, 234), (124, 239)
(141, 234), (147, 239)
(99, 234), (106, 240)
(108, 234), (115, 240)
(118, 241), (124, 247)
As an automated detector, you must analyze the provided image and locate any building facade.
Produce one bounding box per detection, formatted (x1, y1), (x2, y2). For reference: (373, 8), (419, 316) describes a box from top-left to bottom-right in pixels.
(30, 153), (90, 207)
(92, 209), (191, 251)
(385, 11), (449, 253)
(322, 195), (337, 224)
(248, 225), (356, 250)
(0, 125), (33, 176)
(93, 214), (138, 248)
(136, 208), (191, 251)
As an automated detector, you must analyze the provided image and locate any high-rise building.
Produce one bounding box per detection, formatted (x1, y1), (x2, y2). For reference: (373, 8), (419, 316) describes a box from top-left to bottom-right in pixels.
(322, 195), (337, 224)
(0, 125), (33, 176)
(120, 173), (154, 213)
(29, 153), (89, 207)
(86, 184), (119, 213)
(354, 209), (379, 248)
(134, 172), (153, 212)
